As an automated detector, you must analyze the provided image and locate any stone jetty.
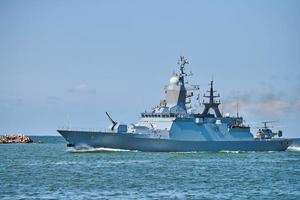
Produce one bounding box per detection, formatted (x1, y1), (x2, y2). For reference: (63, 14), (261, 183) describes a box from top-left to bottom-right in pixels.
(0, 134), (33, 144)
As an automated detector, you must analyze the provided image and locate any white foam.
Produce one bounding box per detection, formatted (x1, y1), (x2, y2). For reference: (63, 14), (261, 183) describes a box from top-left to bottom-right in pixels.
(67, 146), (132, 152)
(219, 150), (241, 154)
(172, 151), (202, 154)
(287, 146), (300, 152)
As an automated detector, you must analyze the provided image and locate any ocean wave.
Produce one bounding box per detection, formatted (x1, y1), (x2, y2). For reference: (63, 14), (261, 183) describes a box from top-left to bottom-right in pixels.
(287, 146), (300, 152)
(175, 151), (242, 154)
(67, 145), (132, 153)
(53, 161), (84, 165)
(219, 150), (241, 154)
(172, 151), (205, 154)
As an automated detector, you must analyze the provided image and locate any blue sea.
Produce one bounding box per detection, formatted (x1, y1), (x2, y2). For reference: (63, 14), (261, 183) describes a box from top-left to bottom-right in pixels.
(1, 136), (300, 200)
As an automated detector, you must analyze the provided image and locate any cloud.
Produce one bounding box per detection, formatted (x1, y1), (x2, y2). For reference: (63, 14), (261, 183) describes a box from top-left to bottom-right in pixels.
(258, 100), (288, 112)
(68, 84), (96, 94)
(222, 99), (294, 117)
(221, 82), (291, 114)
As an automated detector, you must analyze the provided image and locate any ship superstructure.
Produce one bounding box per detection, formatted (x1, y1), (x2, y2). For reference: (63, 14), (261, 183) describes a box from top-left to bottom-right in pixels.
(58, 57), (292, 152)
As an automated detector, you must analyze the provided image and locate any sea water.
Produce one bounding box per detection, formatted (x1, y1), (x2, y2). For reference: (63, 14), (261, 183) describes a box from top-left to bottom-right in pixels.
(1, 136), (300, 199)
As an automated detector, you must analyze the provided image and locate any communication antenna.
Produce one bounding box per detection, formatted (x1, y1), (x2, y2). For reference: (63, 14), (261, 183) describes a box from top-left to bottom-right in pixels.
(236, 93), (240, 118)
(236, 102), (239, 118)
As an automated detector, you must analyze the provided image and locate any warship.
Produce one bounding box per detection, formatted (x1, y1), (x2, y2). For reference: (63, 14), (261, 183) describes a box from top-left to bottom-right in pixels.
(58, 56), (292, 152)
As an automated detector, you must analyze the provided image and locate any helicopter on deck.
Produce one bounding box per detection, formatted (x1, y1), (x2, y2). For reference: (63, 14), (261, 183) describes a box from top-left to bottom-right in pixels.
(254, 121), (283, 140)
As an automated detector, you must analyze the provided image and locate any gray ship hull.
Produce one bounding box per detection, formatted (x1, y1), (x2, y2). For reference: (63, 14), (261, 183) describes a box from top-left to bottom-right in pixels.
(58, 130), (292, 152)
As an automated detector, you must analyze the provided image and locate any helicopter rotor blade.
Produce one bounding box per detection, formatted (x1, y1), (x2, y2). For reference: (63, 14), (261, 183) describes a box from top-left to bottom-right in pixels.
(273, 125), (287, 128)
(261, 120), (278, 124)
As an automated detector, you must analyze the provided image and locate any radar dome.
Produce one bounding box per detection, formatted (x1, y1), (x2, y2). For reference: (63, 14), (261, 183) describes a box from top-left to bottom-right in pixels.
(170, 76), (179, 85)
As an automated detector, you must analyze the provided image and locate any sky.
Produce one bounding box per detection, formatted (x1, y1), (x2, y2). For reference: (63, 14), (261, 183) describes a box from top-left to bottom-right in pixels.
(0, 0), (299, 137)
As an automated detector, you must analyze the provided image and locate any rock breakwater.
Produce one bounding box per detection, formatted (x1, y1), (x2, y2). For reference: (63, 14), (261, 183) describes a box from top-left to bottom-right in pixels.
(0, 134), (33, 144)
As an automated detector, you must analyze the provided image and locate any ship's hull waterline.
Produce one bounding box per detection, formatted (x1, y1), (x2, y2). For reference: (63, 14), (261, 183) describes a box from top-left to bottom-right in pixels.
(58, 130), (292, 152)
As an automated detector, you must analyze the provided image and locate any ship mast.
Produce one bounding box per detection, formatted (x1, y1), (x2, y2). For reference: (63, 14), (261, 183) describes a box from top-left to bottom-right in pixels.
(178, 56), (189, 86)
(201, 80), (222, 118)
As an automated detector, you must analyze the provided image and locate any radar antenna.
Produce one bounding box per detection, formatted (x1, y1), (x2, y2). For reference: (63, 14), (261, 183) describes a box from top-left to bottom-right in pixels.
(178, 56), (189, 75)
(201, 80), (222, 118)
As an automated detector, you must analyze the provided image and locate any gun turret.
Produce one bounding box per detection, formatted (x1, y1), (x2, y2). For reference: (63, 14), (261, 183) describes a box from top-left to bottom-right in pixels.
(105, 112), (117, 130)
